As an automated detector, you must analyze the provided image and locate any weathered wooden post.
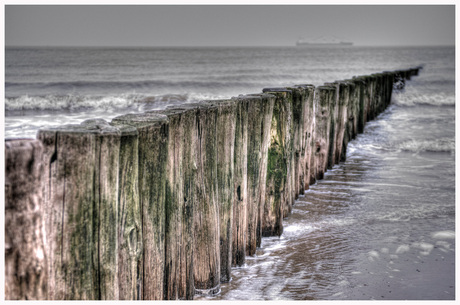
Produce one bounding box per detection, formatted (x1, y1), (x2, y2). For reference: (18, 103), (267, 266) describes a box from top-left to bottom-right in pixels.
(238, 94), (274, 253)
(38, 119), (121, 300)
(5, 139), (48, 300)
(262, 88), (295, 219)
(192, 102), (221, 295)
(325, 81), (350, 166)
(158, 107), (196, 300)
(351, 77), (366, 135)
(339, 81), (357, 162)
(112, 113), (169, 300)
(292, 84), (316, 191)
(110, 124), (143, 300)
(323, 82), (340, 169)
(313, 86), (335, 180)
(203, 99), (237, 283)
(287, 85), (315, 196)
(260, 88), (292, 236)
(232, 97), (249, 267)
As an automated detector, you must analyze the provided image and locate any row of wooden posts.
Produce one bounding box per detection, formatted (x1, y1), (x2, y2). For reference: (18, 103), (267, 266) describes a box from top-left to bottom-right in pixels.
(5, 67), (421, 300)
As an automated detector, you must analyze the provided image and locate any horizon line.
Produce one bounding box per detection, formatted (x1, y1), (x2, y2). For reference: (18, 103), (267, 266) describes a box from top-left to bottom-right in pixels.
(5, 43), (455, 48)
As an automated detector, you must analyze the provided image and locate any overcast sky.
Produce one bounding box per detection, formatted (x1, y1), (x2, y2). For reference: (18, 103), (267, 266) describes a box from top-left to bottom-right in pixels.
(4, 5), (455, 47)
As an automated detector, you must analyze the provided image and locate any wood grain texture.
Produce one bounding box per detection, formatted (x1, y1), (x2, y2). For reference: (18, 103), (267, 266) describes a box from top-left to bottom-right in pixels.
(5, 139), (48, 300)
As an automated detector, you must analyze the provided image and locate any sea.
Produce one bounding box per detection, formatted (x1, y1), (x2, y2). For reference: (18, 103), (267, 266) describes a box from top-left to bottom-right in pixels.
(4, 46), (456, 300)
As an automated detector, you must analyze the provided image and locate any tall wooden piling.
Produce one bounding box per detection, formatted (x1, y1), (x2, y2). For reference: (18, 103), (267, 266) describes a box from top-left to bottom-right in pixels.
(240, 94), (274, 254)
(231, 97), (249, 267)
(112, 113), (169, 300)
(140, 107), (197, 300)
(38, 120), (122, 300)
(260, 89), (292, 236)
(5, 139), (48, 300)
(192, 102), (221, 295)
(213, 100), (237, 283)
(313, 86), (334, 180)
(112, 124), (143, 300)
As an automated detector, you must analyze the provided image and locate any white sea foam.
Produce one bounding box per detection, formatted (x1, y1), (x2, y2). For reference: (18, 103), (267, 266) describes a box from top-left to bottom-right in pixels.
(431, 230), (455, 240)
(392, 91), (455, 107)
(412, 242), (434, 256)
(5, 92), (228, 112)
(395, 138), (455, 153)
(395, 245), (410, 254)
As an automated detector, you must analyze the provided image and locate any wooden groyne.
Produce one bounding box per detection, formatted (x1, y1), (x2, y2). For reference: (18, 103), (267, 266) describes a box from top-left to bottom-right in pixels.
(4, 67), (421, 300)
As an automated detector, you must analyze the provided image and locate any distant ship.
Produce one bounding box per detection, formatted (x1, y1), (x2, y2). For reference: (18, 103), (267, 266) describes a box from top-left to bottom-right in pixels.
(296, 35), (353, 47)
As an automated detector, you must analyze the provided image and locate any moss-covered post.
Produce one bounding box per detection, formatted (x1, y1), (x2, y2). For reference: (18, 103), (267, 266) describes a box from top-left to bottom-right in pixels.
(231, 97), (249, 267)
(109, 123), (143, 300)
(192, 102), (221, 295)
(286, 85), (310, 198)
(351, 77), (366, 135)
(216, 100), (237, 283)
(373, 74), (385, 115)
(383, 71), (395, 107)
(5, 139), (48, 300)
(260, 88), (292, 236)
(37, 120), (122, 300)
(237, 94), (274, 253)
(203, 99), (237, 283)
(331, 81), (350, 165)
(361, 75), (372, 124)
(111, 113), (169, 300)
(339, 81), (357, 162)
(323, 83), (340, 169)
(313, 86), (334, 180)
(293, 84), (316, 191)
(84, 119), (121, 300)
(145, 107), (197, 300)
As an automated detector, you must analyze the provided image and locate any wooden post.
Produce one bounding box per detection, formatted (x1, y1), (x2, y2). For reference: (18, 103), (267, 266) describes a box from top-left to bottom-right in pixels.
(352, 77), (366, 135)
(203, 100), (237, 283)
(323, 83), (339, 169)
(109, 123), (143, 300)
(38, 119), (121, 300)
(237, 94), (274, 253)
(337, 81), (352, 164)
(232, 97), (249, 267)
(112, 113), (169, 300)
(143, 107), (197, 300)
(313, 86), (334, 180)
(293, 84), (316, 191)
(260, 89), (292, 236)
(5, 139), (48, 300)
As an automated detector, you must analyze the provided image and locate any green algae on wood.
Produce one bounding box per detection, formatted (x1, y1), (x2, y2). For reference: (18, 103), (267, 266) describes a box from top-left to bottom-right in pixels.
(146, 107), (197, 300)
(112, 113), (169, 300)
(191, 102), (221, 295)
(293, 84), (316, 191)
(108, 123), (142, 300)
(261, 88), (292, 236)
(313, 86), (334, 181)
(239, 93), (275, 252)
(202, 99), (237, 283)
(37, 121), (123, 300)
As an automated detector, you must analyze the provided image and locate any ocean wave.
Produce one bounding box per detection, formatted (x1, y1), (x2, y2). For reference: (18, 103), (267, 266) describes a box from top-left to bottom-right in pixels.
(5, 94), (138, 111)
(5, 93), (231, 112)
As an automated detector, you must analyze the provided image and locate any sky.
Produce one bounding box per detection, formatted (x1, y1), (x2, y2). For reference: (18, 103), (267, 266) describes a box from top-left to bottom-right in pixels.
(4, 5), (456, 47)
